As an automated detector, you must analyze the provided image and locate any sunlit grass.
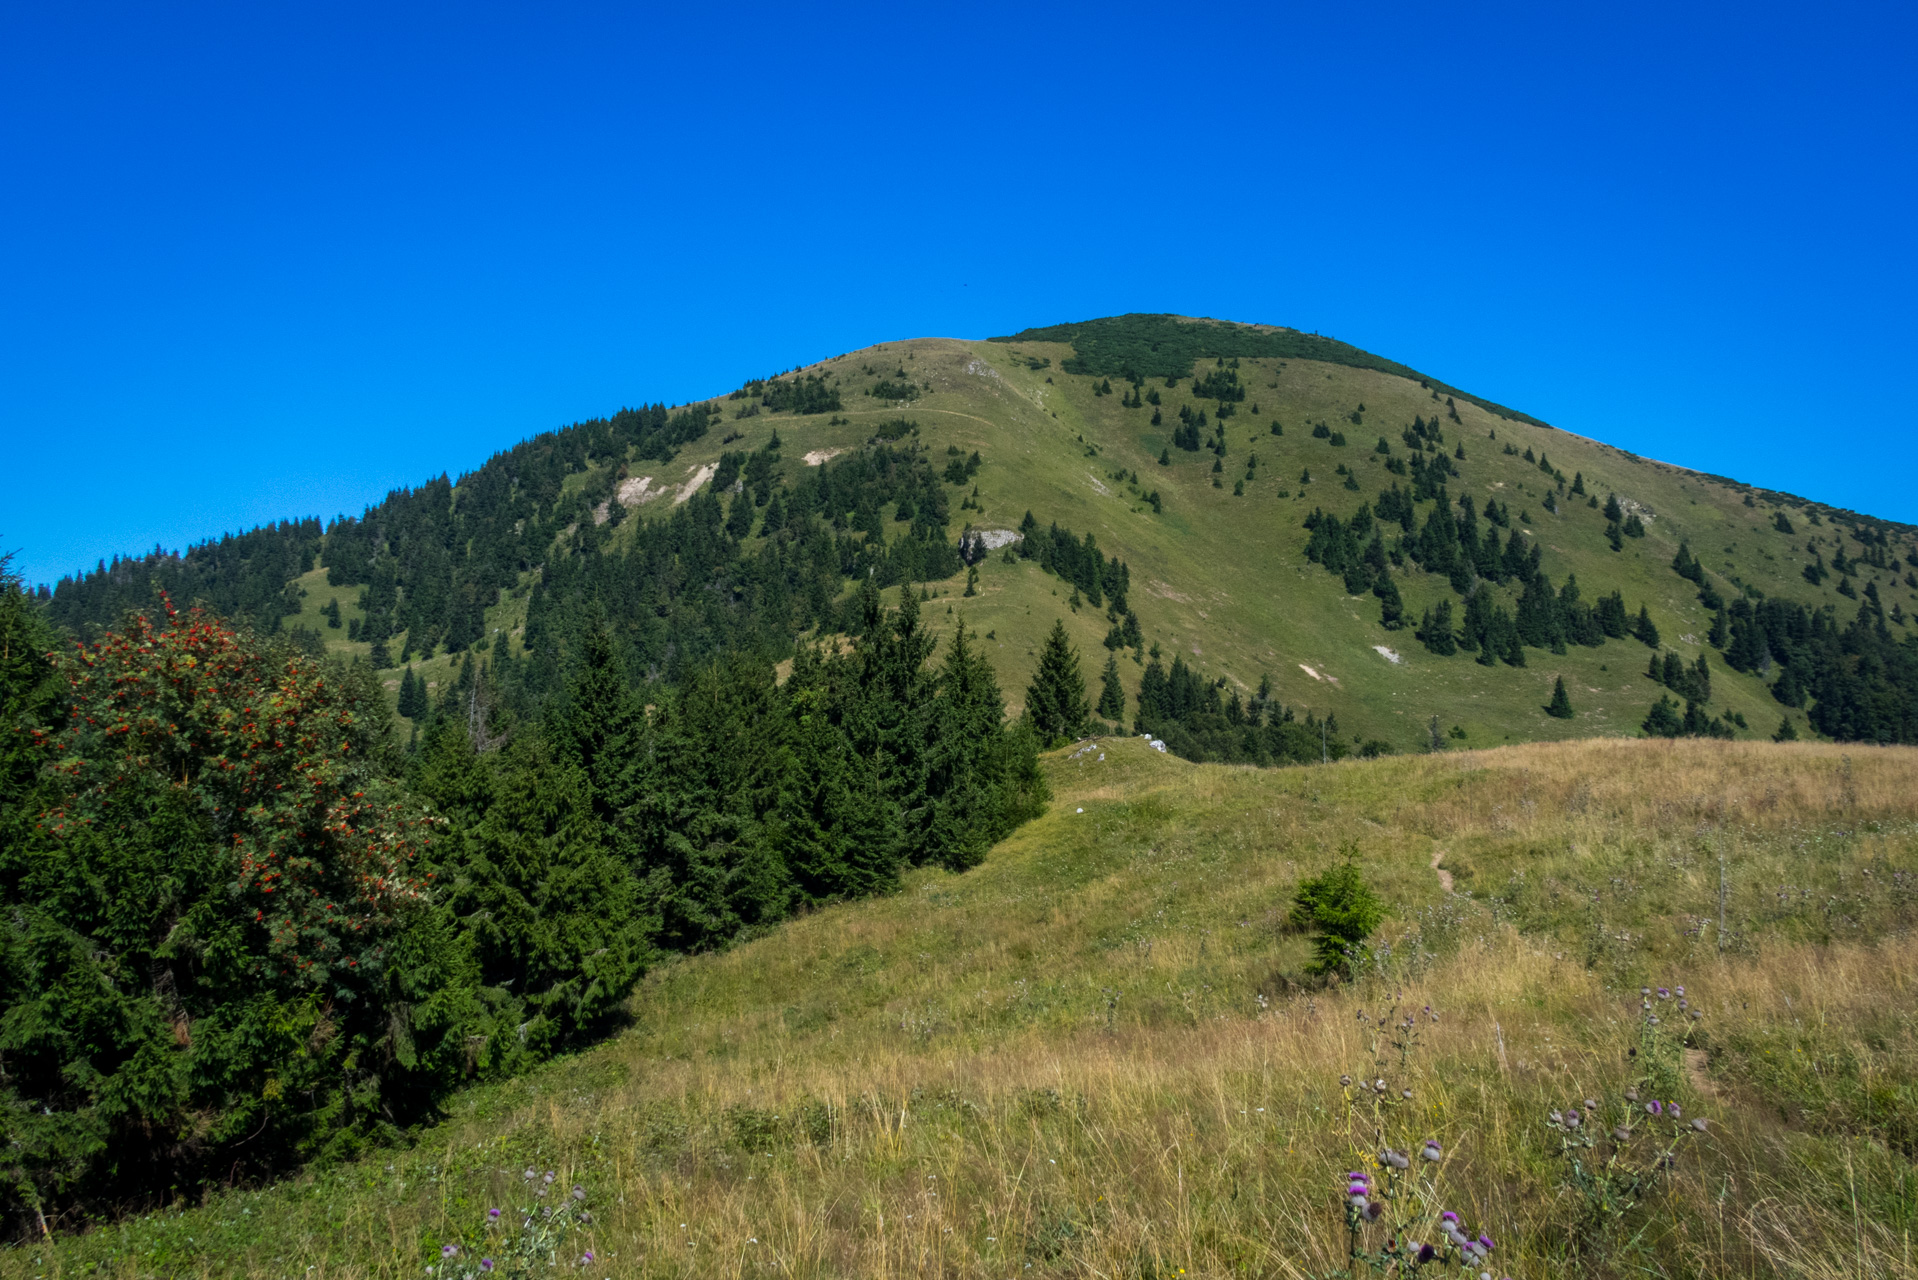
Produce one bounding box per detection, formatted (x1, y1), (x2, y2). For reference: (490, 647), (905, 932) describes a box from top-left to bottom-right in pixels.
(13, 738), (1918, 1278)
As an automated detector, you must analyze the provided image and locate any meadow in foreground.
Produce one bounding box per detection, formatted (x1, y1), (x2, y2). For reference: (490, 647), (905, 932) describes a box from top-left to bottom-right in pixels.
(11, 737), (1917, 1279)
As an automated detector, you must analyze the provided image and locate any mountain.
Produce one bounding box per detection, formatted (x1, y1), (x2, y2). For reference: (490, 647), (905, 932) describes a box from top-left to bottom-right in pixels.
(38, 313), (1918, 751)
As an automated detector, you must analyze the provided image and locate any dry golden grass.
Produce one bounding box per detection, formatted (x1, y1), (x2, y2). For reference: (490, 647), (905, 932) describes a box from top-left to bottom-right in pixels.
(18, 739), (1918, 1279)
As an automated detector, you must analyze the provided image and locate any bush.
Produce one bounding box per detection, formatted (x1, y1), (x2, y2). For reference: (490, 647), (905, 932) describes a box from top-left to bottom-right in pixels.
(1290, 851), (1385, 977)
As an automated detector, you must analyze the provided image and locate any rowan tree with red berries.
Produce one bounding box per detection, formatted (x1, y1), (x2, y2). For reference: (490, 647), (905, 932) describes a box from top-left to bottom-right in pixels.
(1, 595), (477, 1209)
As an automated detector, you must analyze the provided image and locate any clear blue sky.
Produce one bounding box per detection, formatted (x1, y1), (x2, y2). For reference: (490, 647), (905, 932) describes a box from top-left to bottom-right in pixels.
(4, 2), (1915, 589)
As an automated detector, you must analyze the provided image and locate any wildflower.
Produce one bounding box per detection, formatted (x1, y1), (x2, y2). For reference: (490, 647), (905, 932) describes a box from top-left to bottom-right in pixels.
(1584, 1098), (1599, 1111)
(544, 1171), (556, 1183)
(1656, 987), (1670, 1000)
(1414, 1242), (1436, 1263)
(1374, 1078), (1388, 1092)
(1614, 1125), (1633, 1141)
(581, 1251), (595, 1264)
(480, 1262), (495, 1273)
(488, 1208), (501, 1220)
(1646, 1100), (1663, 1116)
(1624, 1089), (1638, 1102)
(1401, 1089), (1414, 1100)
(1340, 1075), (1352, 1087)
(1640, 987), (1651, 997)
(1675, 985), (1685, 997)
(1668, 1102), (1682, 1118)
(1421, 1139), (1443, 1162)
(1692, 1117), (1709, 1132)
(442, 1245), (460, 1258)
(524, 1168), (536, 1180)
(573, 1186), (586, 1201)
(1363, 1200), (1384, 1222)
(1381, 1147), (1410, 1169)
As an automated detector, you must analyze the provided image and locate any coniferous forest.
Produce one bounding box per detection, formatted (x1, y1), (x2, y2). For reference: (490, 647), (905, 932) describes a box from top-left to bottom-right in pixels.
(0, 548), (1045, 1217)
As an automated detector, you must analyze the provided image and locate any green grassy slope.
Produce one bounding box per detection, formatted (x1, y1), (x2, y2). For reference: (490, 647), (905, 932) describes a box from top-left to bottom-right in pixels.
(503, 317), (1915, 752)
(23, 737), (1918, 1277)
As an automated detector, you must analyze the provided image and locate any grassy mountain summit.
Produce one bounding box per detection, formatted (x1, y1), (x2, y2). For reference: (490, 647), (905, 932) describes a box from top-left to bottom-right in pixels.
(42, 313), (1918, 754)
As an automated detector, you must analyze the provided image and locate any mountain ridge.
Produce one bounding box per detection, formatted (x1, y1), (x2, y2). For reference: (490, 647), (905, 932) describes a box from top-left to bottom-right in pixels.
(33, 314), (1918, 754)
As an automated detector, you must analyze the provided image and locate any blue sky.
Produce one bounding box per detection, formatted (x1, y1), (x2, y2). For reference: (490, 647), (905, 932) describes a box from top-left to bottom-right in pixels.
(4, 1), (1915, 588)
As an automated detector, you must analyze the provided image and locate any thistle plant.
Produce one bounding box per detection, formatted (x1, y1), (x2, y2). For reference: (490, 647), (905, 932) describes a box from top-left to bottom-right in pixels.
(433, 1171), (599, 1278)
(1544, 983), (1712, 1255)
(1325, 1004), (1503, 1277)
(1334, 1149), (1503, 1276)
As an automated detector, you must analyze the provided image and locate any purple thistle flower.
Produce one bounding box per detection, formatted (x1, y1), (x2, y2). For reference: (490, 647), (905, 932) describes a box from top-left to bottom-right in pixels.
(1668, 1103), (1682, 1118)
(1675, 985), (1685, 997)
(1479, 1233), (1495, 1250)
(573, 1186), (586, 1201)
(1340, 1075), (1351, 1087)
(488, 1208), (501, 1220)
(1692, 1117), (1709, 1132)
(479, 1261), (494, 1273)
(1442, 1211), (1459, 1224)
(1656, 987), (1670, 1000)
(442, 1244), (460, 1258)
(582, 1251), (595, 1263)
(1647, 1100), (1663, 1116)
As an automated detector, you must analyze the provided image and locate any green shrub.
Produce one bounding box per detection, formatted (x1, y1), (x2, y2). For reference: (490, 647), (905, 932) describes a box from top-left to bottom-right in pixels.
(1290, 851), (1385, 977)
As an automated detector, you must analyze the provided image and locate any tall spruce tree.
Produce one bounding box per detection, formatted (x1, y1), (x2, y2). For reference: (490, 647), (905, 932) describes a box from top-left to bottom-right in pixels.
(920, 622), (1017, 872)
(453, 731), (646, 1066)
(1374, 572), (1405, 630)
(1635, 605), (1661, 648)
(1546, 675), (1574, 719)
(1025, 618), (1089, 746)
(768, 645), (899, 901)
(1097, 652), (1127, 722)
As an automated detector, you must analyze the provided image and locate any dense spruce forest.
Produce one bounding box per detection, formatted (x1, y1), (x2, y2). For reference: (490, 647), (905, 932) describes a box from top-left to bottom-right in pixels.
(0, 544), (1047, 1218)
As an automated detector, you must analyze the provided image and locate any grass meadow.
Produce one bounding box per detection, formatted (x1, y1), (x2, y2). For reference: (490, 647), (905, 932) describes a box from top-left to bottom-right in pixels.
(14, 738), (1918, 1278)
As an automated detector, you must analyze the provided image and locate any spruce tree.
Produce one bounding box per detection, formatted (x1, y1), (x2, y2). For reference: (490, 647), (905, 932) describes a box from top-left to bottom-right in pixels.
(1546, 675), (1574, 719)
(1635, 605), (1661, 648)
(1773, 715), (1799, 742)
(455, 731), (646, 1059)
(1708, 603), (1729, 648)
(1097, 653), (1127, 723)
(1642, 695), (1683, 737)
(1374, 572), (1405, 630)
(1025, 619), (1089, 747)
(770, 646), (899, 900)
(919, 622), (1021, 873)
(1502, 624), (1527, 667)
(1416, 600), (1457, 655)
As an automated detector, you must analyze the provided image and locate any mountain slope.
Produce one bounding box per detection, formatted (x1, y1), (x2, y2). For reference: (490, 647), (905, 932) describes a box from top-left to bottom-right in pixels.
(41, 314), (1918, 753)
(16, 736), (1918, 1277)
